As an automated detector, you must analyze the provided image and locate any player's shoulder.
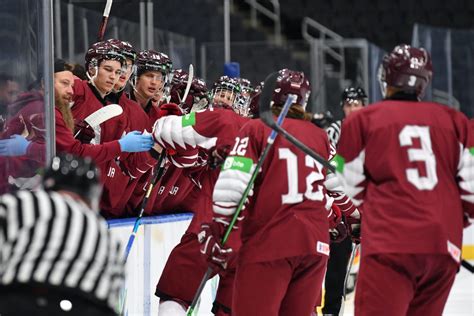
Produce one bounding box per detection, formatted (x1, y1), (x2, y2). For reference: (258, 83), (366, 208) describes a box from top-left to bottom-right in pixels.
(121, 95), (148, 118)
(195, 108), (248, 126)
(73, 78), (87, 95)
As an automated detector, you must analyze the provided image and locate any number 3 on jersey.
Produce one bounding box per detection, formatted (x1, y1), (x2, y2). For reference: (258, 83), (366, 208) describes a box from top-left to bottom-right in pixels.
(279, 148), (325, 204)
(399, 125), (438, 190)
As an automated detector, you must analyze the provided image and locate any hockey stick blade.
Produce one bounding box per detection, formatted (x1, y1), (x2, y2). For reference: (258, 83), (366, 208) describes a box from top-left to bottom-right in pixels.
(178, 64), (194, 109)
(84, 104), (123, 128)
(186, 77), (295, 316)
(97, 0), (113, 41)
(258, 74), (335, 173)
(182, 64), (194, 103)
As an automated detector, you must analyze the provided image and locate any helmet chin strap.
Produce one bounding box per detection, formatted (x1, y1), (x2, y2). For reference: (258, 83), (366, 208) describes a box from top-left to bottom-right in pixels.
(87, 66), (110, 97)
(86, 65), (99, 89)
(87, 60), (124, 97)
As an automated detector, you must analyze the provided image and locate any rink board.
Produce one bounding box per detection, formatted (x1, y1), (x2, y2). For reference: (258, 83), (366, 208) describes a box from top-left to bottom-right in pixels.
(463, 225), (474, 259)
(107, 214), (218, 316)
(106, 214), (474, 316)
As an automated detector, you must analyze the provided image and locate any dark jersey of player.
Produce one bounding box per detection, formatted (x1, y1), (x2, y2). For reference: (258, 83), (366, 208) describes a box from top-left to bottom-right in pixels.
(336, 100), (474, 261)
(213, 118), (333, 264)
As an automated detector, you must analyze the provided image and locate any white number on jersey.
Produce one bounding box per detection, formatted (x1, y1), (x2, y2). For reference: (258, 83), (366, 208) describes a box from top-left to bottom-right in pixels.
(399, 125), (438, 190)
(278, 148), (325, 204)
(230, 137), (249, 156)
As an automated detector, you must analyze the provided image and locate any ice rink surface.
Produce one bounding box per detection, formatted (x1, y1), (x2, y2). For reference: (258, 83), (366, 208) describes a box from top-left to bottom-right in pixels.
(340, 261), (474, 316)
(192, 261), (474, 316)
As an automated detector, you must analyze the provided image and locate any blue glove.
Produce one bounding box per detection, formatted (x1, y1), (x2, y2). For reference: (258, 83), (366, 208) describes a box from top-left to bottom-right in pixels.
(0, 135), (31, 156)
(118, 131), (154, 153)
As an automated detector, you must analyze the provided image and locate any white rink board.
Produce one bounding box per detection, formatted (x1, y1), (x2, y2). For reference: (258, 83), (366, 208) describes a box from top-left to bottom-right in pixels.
(464, 225), (473, 244)
(108, 214), (218, 316)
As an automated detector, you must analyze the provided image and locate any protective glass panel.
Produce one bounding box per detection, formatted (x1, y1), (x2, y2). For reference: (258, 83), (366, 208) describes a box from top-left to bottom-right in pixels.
(0, 0), (49, 194)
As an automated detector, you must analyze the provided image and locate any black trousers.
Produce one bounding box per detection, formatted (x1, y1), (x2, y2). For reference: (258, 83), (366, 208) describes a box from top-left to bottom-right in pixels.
(321, 235), (353, 315)
(0, 289), (116, 316)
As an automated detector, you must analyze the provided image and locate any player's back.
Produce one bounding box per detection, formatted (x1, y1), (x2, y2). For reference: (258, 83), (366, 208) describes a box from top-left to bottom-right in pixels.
(339, 99), (468, 258)
(237, 118), (332, 264)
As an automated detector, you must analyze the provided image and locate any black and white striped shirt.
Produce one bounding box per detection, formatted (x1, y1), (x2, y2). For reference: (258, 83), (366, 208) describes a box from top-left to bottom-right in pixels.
(0, 190), (124, 313)
(326, 119), (342, 148)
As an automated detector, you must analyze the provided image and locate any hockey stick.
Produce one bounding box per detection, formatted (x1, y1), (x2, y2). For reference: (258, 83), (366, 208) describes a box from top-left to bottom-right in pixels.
(179, 64), (194, 106)
(84, 103), (123, 128)
(97, 0), (113, 41)
(343, 243), (360, 300)
(186, 73), (296, 316)
(123, 151), (167, 262)
(259, 85), (335, 173)
(119, 151), (166, 315)
(462, 259), (474, 273)
(74, 104), (123, 139)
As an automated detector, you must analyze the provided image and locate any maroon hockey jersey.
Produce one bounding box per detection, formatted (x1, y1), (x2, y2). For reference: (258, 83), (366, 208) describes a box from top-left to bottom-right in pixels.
(212, 118), (333, 264)
(335, 100), (474, 262)
(152, 108), (249, 232)
(55, 107), (121, 163)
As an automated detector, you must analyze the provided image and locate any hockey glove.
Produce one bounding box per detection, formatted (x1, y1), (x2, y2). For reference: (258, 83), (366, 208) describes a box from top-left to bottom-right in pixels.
(346, 216), (361, 244)
(311, 111), (335, 129)
(328, 202), (342, 229)
(73, 119), (95, 144)
(0, 135), (30, 156)
(208, 144), (231, 169)
(119, 131), (154, 152)
(330, 221), (348, 243)
(327, 202), (346, 243)
(198, 217), (239, 272)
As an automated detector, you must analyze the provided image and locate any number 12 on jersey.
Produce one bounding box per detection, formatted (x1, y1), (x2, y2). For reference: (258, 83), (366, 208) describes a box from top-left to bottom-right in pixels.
(278, 148), (325, 204)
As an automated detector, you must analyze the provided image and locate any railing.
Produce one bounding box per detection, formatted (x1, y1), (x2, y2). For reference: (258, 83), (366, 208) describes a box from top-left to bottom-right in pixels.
(245, 0), (282, 45)
(302, 17), (345, 112)
(54, 2), (196, 69)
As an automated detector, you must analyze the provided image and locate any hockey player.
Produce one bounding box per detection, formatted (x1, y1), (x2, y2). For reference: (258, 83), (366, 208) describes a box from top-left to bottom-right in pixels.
(234, 77), (253, 117)
(336, 44), (474, 316)
(0, 153), (125, 315)
(0, 74), (20, 115)
(169, 69), (209, 114)
(202, 69), (335, 316)
(55, 59), (152, 164)
(72, 40), (129, 144)
(130, 50), (174, 122)
(0, 60), (151, 195)
(71, 41), (154, 216)
(322, 86), (367, 316)
(152, 75), (248, 315)
(102, 40), (162, 216)
(143, 69), (210, 214)
(126, 51), (202, 217)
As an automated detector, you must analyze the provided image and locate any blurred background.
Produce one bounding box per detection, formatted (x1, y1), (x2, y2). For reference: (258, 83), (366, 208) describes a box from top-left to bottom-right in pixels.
(1, 0), (474, 175)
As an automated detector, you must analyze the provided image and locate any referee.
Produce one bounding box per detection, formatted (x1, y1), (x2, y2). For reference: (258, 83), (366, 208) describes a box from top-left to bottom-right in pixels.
(322, 87), (366, 316)
(0, 154), (124, 316)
